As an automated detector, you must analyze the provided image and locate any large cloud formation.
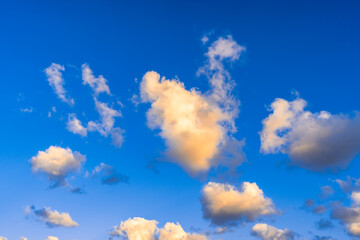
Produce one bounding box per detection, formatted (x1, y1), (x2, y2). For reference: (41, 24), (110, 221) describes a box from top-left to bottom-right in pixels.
(200, 182), (277, 225)
(27, 206), (78, 228)
(251, 223), (295, 240)
(139, 36), (245, 173)
(45, 63), (74, 106)
(30, 146), (86, 187)
(109, 217), (207, 240)
(260, 97), (360, 171)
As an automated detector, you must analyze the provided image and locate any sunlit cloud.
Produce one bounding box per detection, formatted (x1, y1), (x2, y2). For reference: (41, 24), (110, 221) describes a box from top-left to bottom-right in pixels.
(251, 223), (295, 240)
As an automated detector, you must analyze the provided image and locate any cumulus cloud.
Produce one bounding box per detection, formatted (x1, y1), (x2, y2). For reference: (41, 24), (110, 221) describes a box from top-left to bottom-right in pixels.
(110, 217), (158, 240)
(82, 63), (111, 95)
(352, 192), (360, 206)
(260, 97), (360, 171)
(251, 223), (295, 240)
(109, 217), (207, 240)
(87, 163), (129, 185)
(30, 146), (86, 187)
(331, 205), (360, 237)
(66, 114), (87, 137)
(200, 182), (277, 225)
(45, 237), (59, 240)
(27, 205), (78, 228)
(159, 222), (207, 240)
(139, 36), (246, 173)
(45, 63), (74, 106)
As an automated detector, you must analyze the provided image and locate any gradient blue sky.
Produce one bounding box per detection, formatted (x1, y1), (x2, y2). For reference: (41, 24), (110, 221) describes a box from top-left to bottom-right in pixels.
(0, 0), (360, 239)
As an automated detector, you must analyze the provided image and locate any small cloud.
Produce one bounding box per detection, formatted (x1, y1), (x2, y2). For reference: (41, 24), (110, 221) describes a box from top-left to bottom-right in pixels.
(320, 185), (334, 200)
(315, 219), (334, 230)
(251, 223), (295, 240)
(200, 182), (278, 225)
(30, 146), (86, 188)
(82, 63), (111, 95)
(89, 163), (129, 185)
(45, 237), (59, 240)
(45, 63), (74, 106)
(66, 114), (88, 137)
(27, 205), (78, 228)
(20, 107), (33, 113)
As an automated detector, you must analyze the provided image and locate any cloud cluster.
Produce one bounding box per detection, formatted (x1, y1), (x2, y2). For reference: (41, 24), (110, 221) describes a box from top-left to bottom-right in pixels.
(27, 206), (78, 228)
(139, 36), (245, 173)
(110, 217), (207, 240)
(45, 63), (74, 106)
(30, 146), (86, 187)
(200, 182), (277, 225)
(260, 97), (360, 171)
(251, 223), (295, 240)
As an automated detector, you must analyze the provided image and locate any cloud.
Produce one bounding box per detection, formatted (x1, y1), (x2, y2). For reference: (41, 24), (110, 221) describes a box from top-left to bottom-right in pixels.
(27, 205), (78, 228)
(351, 192), (360, 206)
(313, 205), (327, 214)
(315, 219), (334, 230)
(66, 114), (87, 137)
(139, 36), (245, 174)
(200, 182), (277, 225)
(87, 99), (124, 148)
(251, 223), (295, 240)
(19, 237), (27, 240)
(159, 222), (207, 240)
(30, 146), (86, 187)
(320, 186), (334, 199)
(45, 237), (59, 240)
(109, 217), (207, 240)
(335, 176), (360, 193)
(260, 97), (360, 171)
(45, 63), (74, 106)
(331, 205), (360, 237)
(302, 199), (327, 215)
(88, 163), (129, 185)
(0, 237), (7, 240)
(110, 217), (158, 240)
(20, 107), (33, 113)
(82, 63), (111, 95)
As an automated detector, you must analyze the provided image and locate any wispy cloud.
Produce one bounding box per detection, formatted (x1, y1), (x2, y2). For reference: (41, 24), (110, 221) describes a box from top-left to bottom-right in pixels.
(251, 223), (295, 240)
(45, 63), (74, 106)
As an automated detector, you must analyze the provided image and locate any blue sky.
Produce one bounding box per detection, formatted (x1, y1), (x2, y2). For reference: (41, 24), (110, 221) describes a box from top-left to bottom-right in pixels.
(0, 0), (360, 239)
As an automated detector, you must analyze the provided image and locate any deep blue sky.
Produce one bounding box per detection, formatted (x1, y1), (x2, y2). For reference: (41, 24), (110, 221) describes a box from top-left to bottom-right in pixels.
(0, 0), (359, 239)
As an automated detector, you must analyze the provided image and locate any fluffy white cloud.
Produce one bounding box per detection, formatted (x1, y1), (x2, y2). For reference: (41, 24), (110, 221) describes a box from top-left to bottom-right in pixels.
(66, 114), (87, 137)
(110, 217), (207, 240)
(28, 206), (78, 228)
(251, 223), (294, 240)
(45, 63), (74, 106)
(82, 63), (111, 95)
(110, 217), (158, 240)
(45, 237), (59, 240)
(200, 182), (277, 225)
(30, 146), (86, 187)
(260, 97), (360, 171)
(159, 222), (207, 240)
(139, 36), (245, 173)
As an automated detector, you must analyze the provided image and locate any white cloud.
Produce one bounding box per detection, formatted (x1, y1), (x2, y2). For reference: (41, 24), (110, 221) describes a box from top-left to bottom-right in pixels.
(20, 107), (33, 113)
(260, 97), (360, 171)
(110, 217), (207, 240)
(30, 146), (86, 187)
(0, 237), (7, 240)
(351, 192), (360, 206)
(251, 223), (294, 240)
(19, 237), (28, 240)
(159, 222), (207, 240)
(66, 114), (87, 137)
(110, 217), (158, 240)
(45, 63), (74, 106)
(28, 206), (78, 228)
(200, 182), (277, 225)
(45, 237), (59, 240)
(139, 36), (245, 174)
(82, 63), (111, 95)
